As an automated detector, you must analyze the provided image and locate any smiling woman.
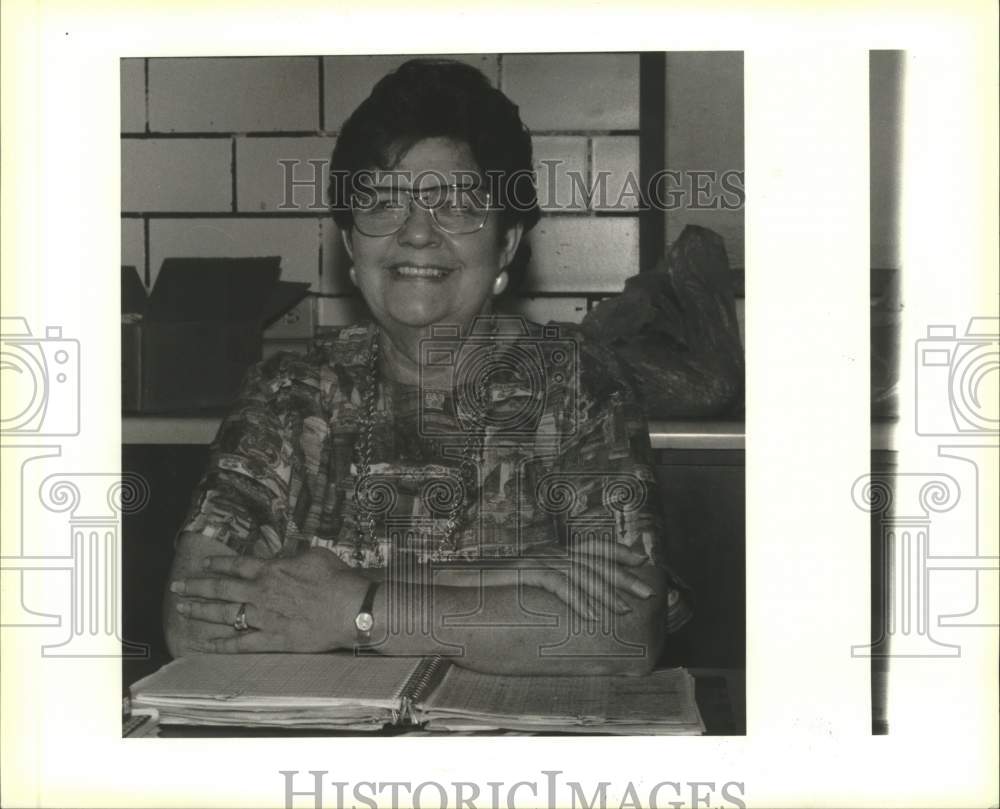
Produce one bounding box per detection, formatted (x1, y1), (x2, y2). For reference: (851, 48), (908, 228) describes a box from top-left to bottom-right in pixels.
(342, 137), (522, 346)
(163, 58), (693, 676)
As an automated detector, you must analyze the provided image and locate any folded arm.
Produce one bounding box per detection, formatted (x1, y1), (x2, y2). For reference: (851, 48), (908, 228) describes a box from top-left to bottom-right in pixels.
(164, 531), (666, 676)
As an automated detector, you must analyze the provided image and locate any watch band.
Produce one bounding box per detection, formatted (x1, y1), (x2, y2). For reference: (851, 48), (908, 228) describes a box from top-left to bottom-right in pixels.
(354, 581), (379, 645)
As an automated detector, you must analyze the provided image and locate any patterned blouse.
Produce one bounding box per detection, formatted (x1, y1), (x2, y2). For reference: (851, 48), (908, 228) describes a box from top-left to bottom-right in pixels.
(181, 318), (692, 632)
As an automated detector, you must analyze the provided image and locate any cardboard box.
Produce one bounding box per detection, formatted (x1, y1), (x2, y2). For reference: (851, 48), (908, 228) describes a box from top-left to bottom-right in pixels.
(122, 257), (309, 413)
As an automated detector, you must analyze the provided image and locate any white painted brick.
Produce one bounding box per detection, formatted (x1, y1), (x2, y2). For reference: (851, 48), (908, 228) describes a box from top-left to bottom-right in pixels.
(148, 218), (320, 290)
(323, 54), (498, 131)
(263, 296), (315, 340)
(122, 139), (231, 212)
(522, 217), (638, 293)
(149, 57), (319, 133)
(591, 136), (640, 212)
(121, 218), (145, 281)
(502, 53), (639, 131)
(236, 137), (336, 213)
(317, 296), (369, 327)
(502, 296), (587, 324)
(319, 218), (355, 294)
(121, 59), (145, 133)
(532, 137), (587, 213)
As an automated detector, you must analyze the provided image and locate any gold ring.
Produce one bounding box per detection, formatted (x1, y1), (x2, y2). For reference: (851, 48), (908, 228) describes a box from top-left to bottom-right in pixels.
(233, 603), (249, 632)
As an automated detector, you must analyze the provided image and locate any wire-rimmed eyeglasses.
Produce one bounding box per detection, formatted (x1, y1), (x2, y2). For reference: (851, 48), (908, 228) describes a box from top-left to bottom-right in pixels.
(350, 184), (492, 237)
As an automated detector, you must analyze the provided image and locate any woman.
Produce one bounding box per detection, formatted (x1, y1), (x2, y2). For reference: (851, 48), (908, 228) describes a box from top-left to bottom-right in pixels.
(164, 58), (690, 675)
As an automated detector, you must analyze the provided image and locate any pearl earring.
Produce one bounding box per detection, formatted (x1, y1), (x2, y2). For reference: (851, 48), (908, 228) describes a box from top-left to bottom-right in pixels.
(492, 271), (508, 296)
(349, 267), (358, 286)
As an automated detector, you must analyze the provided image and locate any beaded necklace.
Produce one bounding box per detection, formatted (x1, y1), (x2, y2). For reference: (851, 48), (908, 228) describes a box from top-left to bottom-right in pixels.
(351, 327), (496, 560)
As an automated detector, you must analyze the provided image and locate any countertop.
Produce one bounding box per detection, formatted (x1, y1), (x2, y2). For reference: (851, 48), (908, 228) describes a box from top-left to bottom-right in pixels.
(122, 416), (896, 451)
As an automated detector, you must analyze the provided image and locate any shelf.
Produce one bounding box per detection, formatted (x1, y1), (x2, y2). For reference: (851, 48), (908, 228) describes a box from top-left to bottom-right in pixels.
(123, 416), (222, 445)
(123, 416), (749, 450)
(647, 421), (744, 451)
(122, 417), (895, 451)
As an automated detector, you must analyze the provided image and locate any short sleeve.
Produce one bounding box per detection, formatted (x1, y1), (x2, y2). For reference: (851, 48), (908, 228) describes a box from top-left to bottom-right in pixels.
(543, 337), (694, 633)
(179, 350), (319, 559)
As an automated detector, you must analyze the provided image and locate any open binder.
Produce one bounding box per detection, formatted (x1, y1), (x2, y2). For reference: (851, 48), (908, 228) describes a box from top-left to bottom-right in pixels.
(130, 653), (705, 735)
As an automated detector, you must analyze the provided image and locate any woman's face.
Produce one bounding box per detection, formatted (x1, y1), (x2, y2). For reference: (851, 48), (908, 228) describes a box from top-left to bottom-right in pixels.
(342, 137), (522, 335)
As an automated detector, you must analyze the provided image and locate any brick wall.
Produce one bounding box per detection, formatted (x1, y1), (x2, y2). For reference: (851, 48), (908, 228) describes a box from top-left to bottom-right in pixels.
(121, 53), (745, 350)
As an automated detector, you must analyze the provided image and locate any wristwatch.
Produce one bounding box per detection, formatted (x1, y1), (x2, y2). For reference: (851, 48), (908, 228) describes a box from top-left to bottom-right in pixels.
(354, 581), (379, 645)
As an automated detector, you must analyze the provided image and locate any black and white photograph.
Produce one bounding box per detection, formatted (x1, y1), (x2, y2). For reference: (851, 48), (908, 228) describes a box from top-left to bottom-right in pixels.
(1, 2), (997, 808)
(119, 51), (748, 737)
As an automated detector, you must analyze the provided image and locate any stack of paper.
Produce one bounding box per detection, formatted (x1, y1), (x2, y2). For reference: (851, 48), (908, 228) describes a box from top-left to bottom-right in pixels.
(130, 653), (705, 735)
(130, 653), (420, 730)
(415, 666), (706, 735)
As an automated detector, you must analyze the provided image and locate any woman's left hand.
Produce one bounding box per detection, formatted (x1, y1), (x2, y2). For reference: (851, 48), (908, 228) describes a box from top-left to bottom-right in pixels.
(170, 548), (371, 653)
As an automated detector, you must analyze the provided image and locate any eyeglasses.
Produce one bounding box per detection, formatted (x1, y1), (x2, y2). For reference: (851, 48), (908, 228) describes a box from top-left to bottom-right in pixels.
(350, 184), (491, 237)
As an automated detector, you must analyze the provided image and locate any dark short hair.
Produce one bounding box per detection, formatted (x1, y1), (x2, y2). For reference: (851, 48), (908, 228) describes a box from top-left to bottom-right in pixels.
(329, 58), (541, 291)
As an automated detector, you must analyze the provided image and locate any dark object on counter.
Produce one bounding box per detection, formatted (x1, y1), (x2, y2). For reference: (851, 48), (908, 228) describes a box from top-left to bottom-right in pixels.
(122, 258), (309, 413)
(581, 225), (744, 418)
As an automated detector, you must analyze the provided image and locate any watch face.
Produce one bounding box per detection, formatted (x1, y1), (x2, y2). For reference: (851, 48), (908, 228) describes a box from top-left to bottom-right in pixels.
(355, 612), (374, 633)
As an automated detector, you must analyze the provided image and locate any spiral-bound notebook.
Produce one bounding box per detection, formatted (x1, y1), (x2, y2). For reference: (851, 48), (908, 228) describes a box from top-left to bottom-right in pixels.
(130, 654), (704, 734)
